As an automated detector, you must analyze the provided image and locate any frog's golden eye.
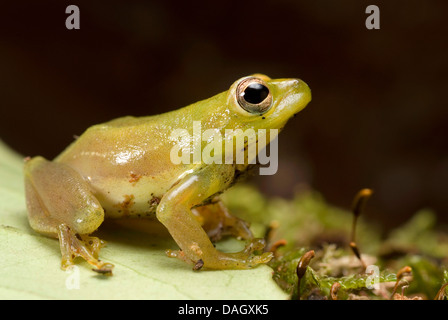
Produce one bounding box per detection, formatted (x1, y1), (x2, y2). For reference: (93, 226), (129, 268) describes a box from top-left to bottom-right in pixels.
(236, 77), (273, 115)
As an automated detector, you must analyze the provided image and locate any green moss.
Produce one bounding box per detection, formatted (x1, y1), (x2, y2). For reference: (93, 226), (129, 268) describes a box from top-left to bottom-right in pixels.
(223, 183), (448, 300)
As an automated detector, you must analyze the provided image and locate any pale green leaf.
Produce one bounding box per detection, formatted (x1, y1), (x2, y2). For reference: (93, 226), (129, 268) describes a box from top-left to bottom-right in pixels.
(0, 140), (287, 300)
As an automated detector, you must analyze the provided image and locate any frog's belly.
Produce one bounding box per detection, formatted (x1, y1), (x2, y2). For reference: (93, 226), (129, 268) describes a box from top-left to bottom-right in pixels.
(90, 176), (172, 219)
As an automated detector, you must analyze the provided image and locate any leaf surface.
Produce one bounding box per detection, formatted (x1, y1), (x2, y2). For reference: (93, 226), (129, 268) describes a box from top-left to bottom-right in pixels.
(0, 141), (287, 300)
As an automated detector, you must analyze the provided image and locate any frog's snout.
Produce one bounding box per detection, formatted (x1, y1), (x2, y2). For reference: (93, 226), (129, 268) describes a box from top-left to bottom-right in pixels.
(288, 78), (300, 87)
(280, 78), (312, 116)
(289, 78), (310, 96)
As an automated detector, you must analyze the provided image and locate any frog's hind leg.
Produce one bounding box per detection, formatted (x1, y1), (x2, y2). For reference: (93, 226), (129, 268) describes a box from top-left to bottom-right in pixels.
(157, 167), (272, 270)
(24, 156), (113, 274)
(192, 199), (253, 242)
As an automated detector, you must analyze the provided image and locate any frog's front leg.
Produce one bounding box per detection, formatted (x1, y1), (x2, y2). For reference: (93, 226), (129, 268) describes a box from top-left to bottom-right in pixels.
(157, 165), (272, 270)
(192, 199), (253, 242)
(24, 156), (114, 273)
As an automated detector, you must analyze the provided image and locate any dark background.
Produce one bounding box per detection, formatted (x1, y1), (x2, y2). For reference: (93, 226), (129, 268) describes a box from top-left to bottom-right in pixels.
(1, 0), (447, 231)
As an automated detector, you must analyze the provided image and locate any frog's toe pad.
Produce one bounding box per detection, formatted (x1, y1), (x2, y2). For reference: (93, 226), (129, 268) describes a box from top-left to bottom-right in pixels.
(92, 262), (114, 276)
(166, 249), (191, 264)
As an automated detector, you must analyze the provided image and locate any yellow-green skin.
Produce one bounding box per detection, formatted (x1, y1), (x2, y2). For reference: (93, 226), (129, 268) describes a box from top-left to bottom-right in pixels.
(24, 74), (311, 271)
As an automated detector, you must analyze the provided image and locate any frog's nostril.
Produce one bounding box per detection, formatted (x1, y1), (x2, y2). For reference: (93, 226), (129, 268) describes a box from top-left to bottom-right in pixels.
(285, 79), (300, 90)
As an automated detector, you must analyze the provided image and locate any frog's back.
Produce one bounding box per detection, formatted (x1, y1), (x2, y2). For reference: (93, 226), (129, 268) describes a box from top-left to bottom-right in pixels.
(56, 92), (228, 179)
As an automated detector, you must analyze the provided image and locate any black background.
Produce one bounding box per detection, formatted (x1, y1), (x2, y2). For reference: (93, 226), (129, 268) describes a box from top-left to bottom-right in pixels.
(1, 0), (447, 231)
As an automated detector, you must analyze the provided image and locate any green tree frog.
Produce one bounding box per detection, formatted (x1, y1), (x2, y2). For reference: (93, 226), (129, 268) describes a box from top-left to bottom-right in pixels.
(24, 74), (311, 274)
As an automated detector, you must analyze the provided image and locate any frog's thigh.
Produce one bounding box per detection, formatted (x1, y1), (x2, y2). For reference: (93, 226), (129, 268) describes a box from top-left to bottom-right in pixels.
(192, 200), (253, 242)
(24, 156), (104, 235)
(24, 156), (112, 272)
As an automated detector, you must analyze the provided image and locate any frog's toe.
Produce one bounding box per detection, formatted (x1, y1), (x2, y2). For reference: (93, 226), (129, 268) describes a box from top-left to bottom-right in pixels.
(239, 239), (273, 267)
(166, 249), (191, 264)
(79, 234), (107, 259)
(248, 252), (274, 266)
(242, 238), (267, 255)
(92, 262), (114, 275)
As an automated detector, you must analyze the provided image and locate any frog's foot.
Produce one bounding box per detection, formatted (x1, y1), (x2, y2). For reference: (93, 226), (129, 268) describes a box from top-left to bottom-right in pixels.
(192, 201), (253, 242)
(166, 238), (273, 270)
(58, 224), (114, 275)
(220, 238), (273, 268)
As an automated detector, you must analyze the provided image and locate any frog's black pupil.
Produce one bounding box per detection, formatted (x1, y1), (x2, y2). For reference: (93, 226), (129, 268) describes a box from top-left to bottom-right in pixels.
(243, 83), (269, 104)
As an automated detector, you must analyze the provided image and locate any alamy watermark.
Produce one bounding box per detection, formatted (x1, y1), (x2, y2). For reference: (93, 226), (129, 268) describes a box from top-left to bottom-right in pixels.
(65, 5), (80, 30)
(65, 265), (80, 290)
(365, 5), (380, 30)
(169, 121), (278, 175)
(65, 5), (379, 31)
(365, 264), (380, 290)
